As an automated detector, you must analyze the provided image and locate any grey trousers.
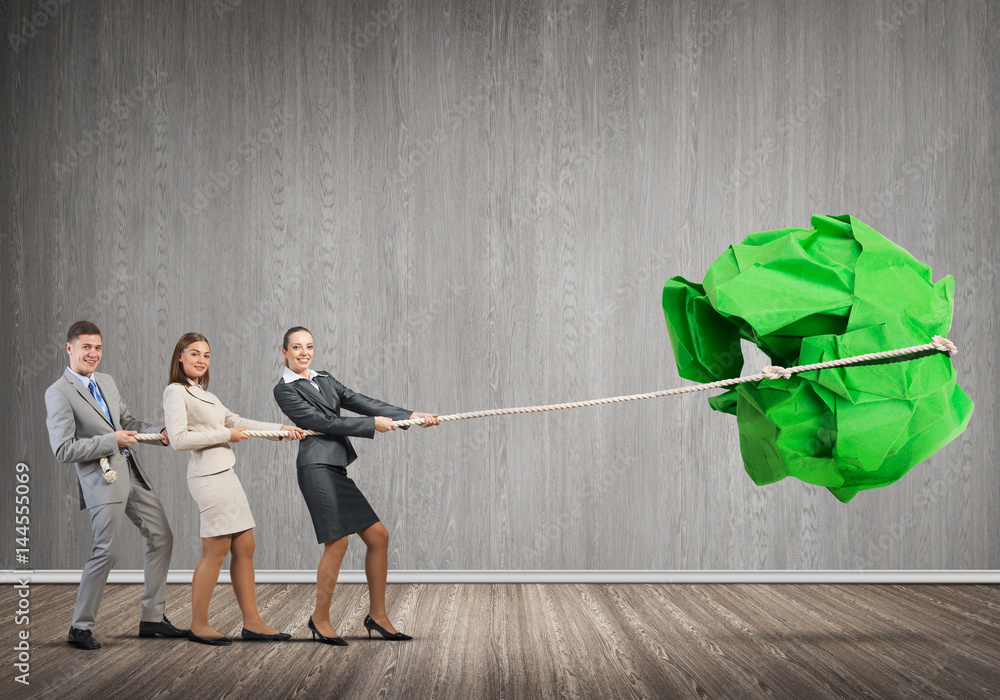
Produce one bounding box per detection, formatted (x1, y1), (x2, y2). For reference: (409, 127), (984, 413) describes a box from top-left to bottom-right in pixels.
(72, 462), (173, 630)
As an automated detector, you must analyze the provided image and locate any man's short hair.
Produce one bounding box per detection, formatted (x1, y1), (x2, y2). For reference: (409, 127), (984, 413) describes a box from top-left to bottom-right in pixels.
(67, 321), (102, 343)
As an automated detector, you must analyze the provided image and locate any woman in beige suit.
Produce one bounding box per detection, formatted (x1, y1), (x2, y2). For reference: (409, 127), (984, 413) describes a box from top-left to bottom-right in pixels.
(163, 332), (305, 645)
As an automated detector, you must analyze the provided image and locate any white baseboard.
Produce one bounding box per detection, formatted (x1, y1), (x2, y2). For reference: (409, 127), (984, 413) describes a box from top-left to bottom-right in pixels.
(3, 569), (998, 584)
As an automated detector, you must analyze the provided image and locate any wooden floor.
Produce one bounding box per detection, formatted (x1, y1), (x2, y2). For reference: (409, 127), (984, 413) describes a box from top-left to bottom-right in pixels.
(3, 582), (997, 699)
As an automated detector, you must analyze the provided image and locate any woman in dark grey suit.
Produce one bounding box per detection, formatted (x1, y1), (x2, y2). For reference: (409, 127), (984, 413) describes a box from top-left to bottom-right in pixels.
(273, 327), (439, 645)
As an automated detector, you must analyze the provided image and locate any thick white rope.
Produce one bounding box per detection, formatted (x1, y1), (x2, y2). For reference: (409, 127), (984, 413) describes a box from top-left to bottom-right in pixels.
(97, 335), (958, 482)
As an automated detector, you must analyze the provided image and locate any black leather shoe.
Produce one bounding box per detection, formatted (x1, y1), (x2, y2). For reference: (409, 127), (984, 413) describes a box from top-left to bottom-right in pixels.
(139, 615), (190, 638)
(241, 627), (291, 641)
(68, 627), (101, 650)
(363, 615), (412, 640)
(187, 630), (232, 646)
(307, 617), (348, 646)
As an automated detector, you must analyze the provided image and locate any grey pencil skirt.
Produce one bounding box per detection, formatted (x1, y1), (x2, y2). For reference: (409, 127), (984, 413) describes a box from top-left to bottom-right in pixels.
(297, 463), (380, 544)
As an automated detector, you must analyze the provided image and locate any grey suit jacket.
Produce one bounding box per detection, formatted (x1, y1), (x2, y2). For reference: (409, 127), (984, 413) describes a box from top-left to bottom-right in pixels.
(45, 368), (165, 510)
(273, 371), (410, 468)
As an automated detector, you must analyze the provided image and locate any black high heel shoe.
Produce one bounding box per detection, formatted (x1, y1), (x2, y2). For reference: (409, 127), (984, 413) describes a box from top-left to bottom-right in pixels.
(364, 615), (412, 640)
(307, 617), (348, 646)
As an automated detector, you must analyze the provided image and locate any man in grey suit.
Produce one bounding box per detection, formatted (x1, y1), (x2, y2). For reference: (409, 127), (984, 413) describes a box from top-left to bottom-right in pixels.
(45, 321), (188, 649)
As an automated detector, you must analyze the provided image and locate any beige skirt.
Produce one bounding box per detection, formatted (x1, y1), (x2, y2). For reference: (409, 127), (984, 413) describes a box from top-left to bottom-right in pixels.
(187, 468), (256, 537)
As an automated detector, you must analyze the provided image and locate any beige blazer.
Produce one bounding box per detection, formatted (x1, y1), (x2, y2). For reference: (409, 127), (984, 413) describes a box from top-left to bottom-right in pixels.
(162, 382), (282, 478)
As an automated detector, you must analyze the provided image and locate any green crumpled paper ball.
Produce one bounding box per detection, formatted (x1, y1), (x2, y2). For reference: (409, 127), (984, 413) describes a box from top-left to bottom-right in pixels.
(662, 214), (974, 502)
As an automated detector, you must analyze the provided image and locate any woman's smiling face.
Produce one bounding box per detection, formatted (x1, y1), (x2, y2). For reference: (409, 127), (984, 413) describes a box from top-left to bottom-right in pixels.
(179, 341), (210, 381)
(283, 331), (314, 373)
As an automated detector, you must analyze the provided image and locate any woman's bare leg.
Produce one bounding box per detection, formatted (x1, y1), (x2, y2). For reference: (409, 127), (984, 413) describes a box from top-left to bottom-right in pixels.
(230, 529), (279, 634)
(356, 522), (397, 633)
(190, 534), (232, 638)
(311, 536), (349, 637)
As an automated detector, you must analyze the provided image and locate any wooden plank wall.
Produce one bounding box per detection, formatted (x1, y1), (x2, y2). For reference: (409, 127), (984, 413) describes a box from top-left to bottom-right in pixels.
(1, 0), (997, 572)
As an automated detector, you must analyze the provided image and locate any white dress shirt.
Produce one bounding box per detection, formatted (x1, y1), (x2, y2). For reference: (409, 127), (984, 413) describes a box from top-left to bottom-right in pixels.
(282, 365), (319, 390)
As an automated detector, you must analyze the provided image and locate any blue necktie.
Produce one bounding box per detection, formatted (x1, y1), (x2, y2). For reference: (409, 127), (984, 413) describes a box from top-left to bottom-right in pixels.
(88, 379), (112, 424)
(89, 379), (131, 458)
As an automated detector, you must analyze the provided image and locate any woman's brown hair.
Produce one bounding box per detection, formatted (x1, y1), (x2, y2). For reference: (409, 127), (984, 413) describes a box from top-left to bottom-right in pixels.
(169, 332), (210, 389)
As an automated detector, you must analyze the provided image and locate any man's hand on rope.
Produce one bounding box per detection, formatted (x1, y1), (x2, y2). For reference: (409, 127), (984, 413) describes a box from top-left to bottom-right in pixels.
(115, 430), (138, 448)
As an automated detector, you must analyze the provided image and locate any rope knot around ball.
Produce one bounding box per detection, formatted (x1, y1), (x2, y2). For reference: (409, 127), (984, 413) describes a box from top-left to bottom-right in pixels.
(931, 335), (957, 356)
(761, 365), (793, 380)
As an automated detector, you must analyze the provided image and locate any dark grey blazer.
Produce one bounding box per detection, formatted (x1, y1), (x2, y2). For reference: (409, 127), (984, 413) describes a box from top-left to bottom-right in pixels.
(273, 371), (411, 467)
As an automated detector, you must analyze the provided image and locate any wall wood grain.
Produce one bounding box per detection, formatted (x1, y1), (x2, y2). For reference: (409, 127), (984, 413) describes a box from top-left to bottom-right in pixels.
(2, 0), (996, 572)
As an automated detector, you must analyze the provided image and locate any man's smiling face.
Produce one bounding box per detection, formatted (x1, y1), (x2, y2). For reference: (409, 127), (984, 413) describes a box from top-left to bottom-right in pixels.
(68, 334), (102, 377)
